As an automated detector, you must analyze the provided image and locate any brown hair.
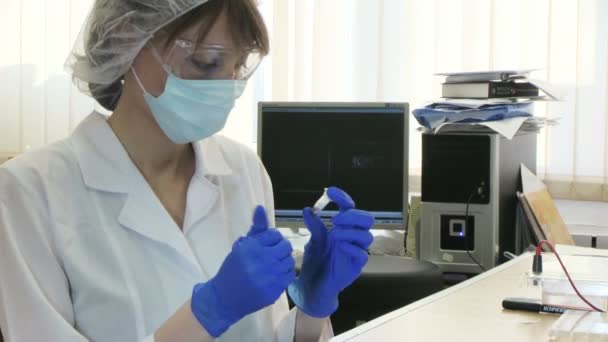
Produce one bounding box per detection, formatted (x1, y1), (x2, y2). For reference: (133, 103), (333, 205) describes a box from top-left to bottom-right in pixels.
(91, 0), (269, 111)
(163, 0), (269, 56)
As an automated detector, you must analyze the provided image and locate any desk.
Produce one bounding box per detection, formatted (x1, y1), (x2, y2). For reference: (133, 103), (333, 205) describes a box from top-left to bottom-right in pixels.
(332, 253), (559, 341)
(569, 225), (608, 249)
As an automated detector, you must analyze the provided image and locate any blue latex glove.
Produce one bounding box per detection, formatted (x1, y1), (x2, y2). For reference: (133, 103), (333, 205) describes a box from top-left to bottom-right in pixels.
(288, 187), (375, 318)
(191, 206), (296, 337)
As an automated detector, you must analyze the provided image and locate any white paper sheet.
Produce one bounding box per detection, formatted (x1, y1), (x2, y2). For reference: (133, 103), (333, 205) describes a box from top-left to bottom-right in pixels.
(434, 116), (529, 139)
(480, 116), (529, 139)
(521, 163), (547, 193)
(529, 79), (567, 101)
(431, 98), (530, 109)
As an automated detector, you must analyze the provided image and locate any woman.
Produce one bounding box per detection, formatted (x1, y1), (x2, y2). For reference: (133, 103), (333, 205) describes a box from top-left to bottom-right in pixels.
(0, 0), (374, 341)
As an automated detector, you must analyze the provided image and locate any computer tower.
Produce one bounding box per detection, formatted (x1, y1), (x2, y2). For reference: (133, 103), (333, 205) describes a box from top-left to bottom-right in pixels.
(419, 132), (537, 273)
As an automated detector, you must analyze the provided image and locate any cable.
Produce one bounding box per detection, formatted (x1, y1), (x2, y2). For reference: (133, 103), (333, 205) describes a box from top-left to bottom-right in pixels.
(464, 185), (486, 272)
(534, 240), (605, 313)
(503, 251), (517, 260)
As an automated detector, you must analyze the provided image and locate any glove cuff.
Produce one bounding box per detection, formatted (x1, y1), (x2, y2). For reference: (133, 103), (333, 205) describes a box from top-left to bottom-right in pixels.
(191, 282), (238, 338)
(287, 281), (339, 318)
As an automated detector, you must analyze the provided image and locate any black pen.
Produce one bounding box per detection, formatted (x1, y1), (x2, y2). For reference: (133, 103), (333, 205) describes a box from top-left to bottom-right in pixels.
(502, 297), (566, 314)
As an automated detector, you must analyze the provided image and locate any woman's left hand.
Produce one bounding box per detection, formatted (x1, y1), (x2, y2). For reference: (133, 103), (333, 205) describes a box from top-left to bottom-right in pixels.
(287, 187), (374, 318)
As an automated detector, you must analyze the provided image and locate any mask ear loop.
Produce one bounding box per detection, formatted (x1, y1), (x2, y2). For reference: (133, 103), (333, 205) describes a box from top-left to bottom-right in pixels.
(130, 40), (173, 96)
(130, 66), (148, 95)
(149, 40), (174, 75)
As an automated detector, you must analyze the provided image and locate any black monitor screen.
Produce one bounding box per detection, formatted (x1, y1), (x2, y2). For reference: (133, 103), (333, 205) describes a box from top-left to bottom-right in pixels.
(259, 103), (406, 219)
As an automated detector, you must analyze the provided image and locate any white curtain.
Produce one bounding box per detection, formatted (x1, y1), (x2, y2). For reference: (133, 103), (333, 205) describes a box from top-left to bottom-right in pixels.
(0, 0), (96, 158)
(262, 0), (608, 201)
(0, 0), (260, 157)
(1, 0), (607, 201)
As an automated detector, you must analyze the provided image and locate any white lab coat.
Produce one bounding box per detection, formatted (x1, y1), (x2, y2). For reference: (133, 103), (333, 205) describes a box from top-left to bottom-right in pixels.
(0, 112), (308, 341)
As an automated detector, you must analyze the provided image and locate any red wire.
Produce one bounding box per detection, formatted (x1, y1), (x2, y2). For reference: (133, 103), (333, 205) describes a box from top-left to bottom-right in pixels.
(536, 240), (605, 313)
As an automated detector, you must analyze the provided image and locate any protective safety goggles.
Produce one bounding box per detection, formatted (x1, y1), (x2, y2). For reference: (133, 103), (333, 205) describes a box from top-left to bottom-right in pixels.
(152, 37), (262, 81)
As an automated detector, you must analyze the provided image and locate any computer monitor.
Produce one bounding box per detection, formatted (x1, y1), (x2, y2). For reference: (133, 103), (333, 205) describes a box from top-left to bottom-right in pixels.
(257, 102), (409, 228)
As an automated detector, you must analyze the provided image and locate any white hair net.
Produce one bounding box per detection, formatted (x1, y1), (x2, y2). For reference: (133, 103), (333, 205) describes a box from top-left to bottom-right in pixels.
(65, 0), (210, 110)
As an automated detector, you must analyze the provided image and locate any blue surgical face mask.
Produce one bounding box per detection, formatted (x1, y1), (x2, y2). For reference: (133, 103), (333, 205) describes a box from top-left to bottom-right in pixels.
(131, 66), (246, 144)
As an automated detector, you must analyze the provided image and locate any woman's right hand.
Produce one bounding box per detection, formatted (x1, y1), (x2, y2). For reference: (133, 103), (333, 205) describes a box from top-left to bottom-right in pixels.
(190, 206), (296, 338)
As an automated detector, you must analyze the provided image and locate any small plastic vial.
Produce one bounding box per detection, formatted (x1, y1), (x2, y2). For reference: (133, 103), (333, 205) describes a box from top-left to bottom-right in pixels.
(313, 188), (331, 214)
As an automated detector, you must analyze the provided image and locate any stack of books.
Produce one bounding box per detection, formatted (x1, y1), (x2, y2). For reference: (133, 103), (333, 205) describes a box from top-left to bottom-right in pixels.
(439, 69), (542, 99)
(413, 70), (561, 139)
